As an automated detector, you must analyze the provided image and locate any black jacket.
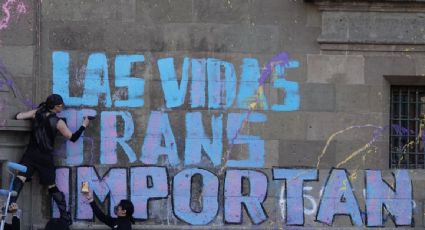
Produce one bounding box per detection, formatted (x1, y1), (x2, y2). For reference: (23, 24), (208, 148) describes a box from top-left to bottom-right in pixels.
(90, 202), (132, 230)
(4, 216), (20, 230)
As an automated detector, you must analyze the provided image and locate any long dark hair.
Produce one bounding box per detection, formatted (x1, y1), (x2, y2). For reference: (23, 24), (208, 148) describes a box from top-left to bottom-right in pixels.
(35, 94), (64, 123)
(119, 199), (135, 223)
(33, 94), (64, 151)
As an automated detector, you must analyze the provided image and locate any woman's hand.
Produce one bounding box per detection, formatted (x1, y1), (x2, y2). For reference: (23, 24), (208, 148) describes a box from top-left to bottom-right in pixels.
(82, 189), (94, 203)
(8, 203), (18, 213)
(82, 117), (90, 128)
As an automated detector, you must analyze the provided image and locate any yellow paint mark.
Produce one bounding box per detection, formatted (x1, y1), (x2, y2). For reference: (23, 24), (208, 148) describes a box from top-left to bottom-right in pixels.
(339, 179), (347, 191)
(242, 86), (267, 110)
(319, 115), (425, 172)
(316, 124), (381, 169)
(396, 115), (425, 166)
(249, 102), (257, 109)
(336, 141), (372, 168)
(349, 147), (375, 182)
(349, 171), (358, 181)
(257, 86), (264, 96)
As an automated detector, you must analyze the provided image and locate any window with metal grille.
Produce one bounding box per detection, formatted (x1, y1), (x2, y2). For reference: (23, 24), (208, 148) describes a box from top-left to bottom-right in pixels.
(390, 86), (425, 169)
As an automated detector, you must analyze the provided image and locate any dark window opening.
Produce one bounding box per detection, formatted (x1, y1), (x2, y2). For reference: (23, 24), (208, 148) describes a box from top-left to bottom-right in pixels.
(390, 86), (425, 169)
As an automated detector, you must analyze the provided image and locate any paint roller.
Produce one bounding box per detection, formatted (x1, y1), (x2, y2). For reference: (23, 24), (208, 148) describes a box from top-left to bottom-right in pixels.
(6, 162), (27, 173)
(0, 190), (17, 197)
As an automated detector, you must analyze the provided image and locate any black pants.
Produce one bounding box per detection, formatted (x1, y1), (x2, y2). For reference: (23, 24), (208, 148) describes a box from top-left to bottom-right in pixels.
(18, 152), (55, 185)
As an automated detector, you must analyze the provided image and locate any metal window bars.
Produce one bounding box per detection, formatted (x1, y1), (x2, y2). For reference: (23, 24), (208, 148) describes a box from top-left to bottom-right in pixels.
(390, 86), (425, 169)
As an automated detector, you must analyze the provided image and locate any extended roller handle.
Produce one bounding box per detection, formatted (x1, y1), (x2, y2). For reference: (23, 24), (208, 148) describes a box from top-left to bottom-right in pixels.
(0, 190), (17, 197)
(6, 162), (27, 173)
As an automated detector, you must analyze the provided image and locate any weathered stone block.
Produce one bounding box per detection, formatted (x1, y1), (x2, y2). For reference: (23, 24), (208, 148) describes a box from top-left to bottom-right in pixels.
(265, 140), (279, 169)
(320, 11), (425, 44)
(365, 55), (416, 85)
(136, 0), (192, 24)
(279, 140), (336, 169)
(42, 0), (136, 22)
(334, 140), (389, 170)
(103, 23), (164, 52)
(0, 0), (35, 46)
(193, 0), (250, 24)
(48, 22), (106, 51)
(336, 85), (370, 112)
(0, 46), (34, 78)
(306, 112), (387, 142)
(281, 25), (321, 54)
(200, 24), (282, 53)
(416, 57), (425, 76)
(369, 85), (390, 114)
(307, 54), (365, 85)
(306, 3), (322, 28)
(300, 83), (335, 112)
(263, 112), (307, 141)
(249, 0), (306, 26)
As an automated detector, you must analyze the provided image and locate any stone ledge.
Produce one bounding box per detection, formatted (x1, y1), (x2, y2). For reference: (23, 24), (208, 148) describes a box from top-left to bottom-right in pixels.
(309, 0), (425, 12)
(31, 224), (425, 230)
(0, 120), (31, 131)
(32, 224), (402, 230)
(32, 224), (276, 230)
(319, 43), (425, 52)
(317, 8), (425, 48)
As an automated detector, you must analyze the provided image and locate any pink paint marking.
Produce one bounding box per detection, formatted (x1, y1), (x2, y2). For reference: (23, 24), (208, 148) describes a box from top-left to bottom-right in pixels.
(16, 2), (26, 14)
(0, 0), (13, 30)
(0, 0), (28, 30)
(101, 113), (119, 164)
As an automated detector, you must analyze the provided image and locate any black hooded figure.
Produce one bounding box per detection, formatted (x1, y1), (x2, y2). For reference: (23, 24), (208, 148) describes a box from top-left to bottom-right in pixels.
(83, 190), (134, 230)
(3, 203), (20, 230)
(44, 218), (70, 230)
(11, 94), (91, 225)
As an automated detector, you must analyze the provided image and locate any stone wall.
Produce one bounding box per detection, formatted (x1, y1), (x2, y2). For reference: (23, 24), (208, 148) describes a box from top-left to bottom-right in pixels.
(1, 0), (425, 229)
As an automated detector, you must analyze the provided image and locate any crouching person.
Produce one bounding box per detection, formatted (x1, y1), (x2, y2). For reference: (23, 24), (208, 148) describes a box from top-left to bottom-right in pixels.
(44, 219), (70, 230)
(4, 203), (20, 230)
(82, 190), (134, 230)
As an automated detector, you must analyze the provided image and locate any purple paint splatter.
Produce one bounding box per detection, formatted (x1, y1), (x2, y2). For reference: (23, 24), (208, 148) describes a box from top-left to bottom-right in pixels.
(0, 0), (27, 30)
(221, 52), (290, 172)
(259, 52), (289, 85)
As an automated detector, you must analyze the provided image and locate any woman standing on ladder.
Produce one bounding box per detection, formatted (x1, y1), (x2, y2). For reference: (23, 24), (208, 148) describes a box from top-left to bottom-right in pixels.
(10, 94), (90, 225)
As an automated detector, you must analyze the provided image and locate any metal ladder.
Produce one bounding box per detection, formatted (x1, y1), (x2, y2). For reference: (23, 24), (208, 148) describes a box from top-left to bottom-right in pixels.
(0, 162), (27, 230)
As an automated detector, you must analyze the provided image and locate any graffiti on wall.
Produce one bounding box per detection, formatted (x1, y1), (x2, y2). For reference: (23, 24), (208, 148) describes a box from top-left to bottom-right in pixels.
(53, 166), (414, 227)
(50, 50), (414, 227)
(0, 56), (36, 127)
(52, 51), (300, 167)
(0, 0), (27, 30)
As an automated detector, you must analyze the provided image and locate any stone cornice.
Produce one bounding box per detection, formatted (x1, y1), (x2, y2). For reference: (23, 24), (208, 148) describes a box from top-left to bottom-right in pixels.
(307, 0), (425, 51)
(0, 120), (31, 131)
(308, 0), (425, 12)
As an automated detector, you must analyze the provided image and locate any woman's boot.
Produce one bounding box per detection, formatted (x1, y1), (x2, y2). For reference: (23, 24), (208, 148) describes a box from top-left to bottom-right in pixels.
(49, 186), (72, 225)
